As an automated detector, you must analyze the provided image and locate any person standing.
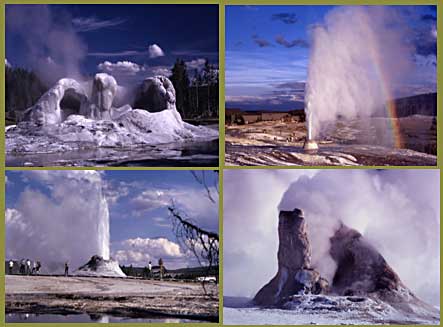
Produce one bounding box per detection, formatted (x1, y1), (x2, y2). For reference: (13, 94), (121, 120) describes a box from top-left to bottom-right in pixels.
(26, 259), (31, 275)
(20, 259), (25, 275)
(148, 261), (152, 279)
(32, 261), (37, 275)
(8, 260), (14, 275)
(158, 258), (164, 280)
(64, 261), (69, 277)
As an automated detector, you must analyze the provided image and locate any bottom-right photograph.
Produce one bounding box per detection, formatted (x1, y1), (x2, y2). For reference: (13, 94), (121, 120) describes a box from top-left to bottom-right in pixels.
(223, 169), (440, 325)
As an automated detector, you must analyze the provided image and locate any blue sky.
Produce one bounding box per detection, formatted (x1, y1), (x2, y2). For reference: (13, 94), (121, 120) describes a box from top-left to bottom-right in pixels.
(226, 5), (437, 111)
(6, 170), (219, 269)
(6, 4), (218, 84)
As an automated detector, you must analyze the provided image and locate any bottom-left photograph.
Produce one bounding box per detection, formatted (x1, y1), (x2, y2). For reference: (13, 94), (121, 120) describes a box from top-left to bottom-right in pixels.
(5, 169), (219, 323)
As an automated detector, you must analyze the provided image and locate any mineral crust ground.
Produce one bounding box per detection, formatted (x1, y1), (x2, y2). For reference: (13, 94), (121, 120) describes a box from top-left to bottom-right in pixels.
(6, 275), (219, 322)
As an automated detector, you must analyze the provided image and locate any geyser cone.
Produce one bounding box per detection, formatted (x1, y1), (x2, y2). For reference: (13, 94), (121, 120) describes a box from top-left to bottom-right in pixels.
(303, 139), (319, 152)
(75, 255), (126, 278)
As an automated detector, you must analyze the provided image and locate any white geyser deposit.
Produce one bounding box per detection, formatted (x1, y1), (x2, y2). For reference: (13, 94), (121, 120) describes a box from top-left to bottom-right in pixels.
(6, 73), (217, 154)
(6, 171), (125, 277)
(75, 255), (126, 278)
(304, 6), (414, 141)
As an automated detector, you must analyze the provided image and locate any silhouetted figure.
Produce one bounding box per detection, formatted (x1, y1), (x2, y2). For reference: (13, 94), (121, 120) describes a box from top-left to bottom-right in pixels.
(19, 259), (25, 275)
(31, 261), (37, 275)
(36, 261), (41, 274)
(158, 258), (164, 280)
(148, 261), (152, 279)
(9, 260), (14, 275)
(64, 261), (69, 277)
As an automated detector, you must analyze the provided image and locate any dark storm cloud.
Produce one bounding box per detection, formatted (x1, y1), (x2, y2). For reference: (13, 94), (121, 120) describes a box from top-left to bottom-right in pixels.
(275, 81), (306, 91)
(414, 30), (437, 56)
(252, 34), (272, 48)
(275, 35), (309, 48)
(226, 80), (306, 111)
(270, 81), (305, 102)
(421, 14), (437, 22)
(415, 42), (437, 57)
(271, 13), (297, 24)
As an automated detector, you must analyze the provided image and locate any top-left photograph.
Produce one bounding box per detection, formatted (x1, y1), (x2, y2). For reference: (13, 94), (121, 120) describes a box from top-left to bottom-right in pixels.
(5, 4), (219, 167)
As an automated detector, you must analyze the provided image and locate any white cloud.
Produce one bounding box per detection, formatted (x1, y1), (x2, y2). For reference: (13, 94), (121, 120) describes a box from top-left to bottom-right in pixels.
(97, 60), (145, 76)
(130, 186), (219, 232)
(131, 190), (171, 213)
(72, 16), (126, 32)
(5, 58), (11, 67)
(123, 237), (183, 257)
(113, 237), (192, 268)
(186, 58), (206, 71)
(431, 25), (437, 39)
(148, 44), (165, 58)
(103, 181), (130, 206)
(149, 66), (171, 76)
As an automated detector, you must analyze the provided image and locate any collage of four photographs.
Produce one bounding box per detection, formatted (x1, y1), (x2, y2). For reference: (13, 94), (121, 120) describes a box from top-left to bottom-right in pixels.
(2, 1), (440, 325)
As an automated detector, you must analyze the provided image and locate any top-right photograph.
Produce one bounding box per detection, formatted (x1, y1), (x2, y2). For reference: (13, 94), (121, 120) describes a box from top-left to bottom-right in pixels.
(225, 5), (437, 167)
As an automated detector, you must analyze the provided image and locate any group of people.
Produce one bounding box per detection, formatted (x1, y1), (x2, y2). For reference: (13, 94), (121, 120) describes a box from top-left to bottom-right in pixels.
(142, 259), (165, 280)
(9, 259), (41, 275)
(8, 259), (70, 277)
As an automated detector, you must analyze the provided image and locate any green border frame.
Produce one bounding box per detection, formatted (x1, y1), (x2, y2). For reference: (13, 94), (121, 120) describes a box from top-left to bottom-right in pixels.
(0, 0), (441, 326)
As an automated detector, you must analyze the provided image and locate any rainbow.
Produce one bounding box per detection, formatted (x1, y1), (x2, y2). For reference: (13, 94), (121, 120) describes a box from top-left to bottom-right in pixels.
(364, 15), (404, 149)
(370, 57), (404, 149)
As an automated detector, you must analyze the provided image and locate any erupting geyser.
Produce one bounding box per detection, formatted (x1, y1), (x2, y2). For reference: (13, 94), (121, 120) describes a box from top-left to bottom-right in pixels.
(5, 171), (112, 273)
(303, 109), (319, 152)
(302, 6), (415, 149)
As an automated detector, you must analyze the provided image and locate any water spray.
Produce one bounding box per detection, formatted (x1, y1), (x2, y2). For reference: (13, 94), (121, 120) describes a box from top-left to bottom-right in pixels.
(303, 105), (319, 152)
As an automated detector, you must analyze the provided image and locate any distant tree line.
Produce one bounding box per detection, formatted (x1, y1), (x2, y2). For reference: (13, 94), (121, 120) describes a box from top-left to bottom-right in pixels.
(169, 58), (219, 121)
(5, 67), (48, 123)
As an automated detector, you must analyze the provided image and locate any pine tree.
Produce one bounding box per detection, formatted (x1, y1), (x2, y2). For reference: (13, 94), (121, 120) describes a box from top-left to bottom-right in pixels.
(169, 59), (190, 118)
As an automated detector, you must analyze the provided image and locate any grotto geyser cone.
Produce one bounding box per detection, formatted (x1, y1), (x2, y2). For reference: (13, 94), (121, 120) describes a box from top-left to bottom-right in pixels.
(6, 74), (218, 154)
(75, 255), (126, 278)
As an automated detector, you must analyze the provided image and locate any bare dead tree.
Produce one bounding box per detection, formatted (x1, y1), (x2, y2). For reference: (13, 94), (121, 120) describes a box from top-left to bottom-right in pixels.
(168, 171), (219, 294)
(190, 170), (218, 203)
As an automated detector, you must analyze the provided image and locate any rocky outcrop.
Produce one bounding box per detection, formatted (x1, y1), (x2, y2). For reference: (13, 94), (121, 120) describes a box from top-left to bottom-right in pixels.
(253, 209), (327, 306)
